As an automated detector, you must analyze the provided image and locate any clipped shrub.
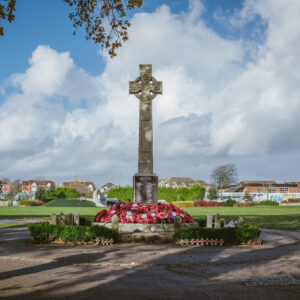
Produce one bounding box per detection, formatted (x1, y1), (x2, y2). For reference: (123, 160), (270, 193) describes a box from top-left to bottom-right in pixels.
(193, 217), (206, 227)
(258, 200), (279, 206)
(222, 199), (237, 207)
(172, 201), (195, 207)
(19, 200), (38, 206)
(29, 222), (117, 244)
(234, 202), (258, 207)
(195, 200), (222, 207)
(29, 222), (63, 243)
(180, 223), (260, 244)
(283, 198), (300, 203)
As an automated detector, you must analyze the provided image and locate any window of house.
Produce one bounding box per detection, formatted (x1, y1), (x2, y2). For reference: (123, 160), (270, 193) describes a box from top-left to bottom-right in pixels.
(258, 187), (262, 192)
(269, 187), (276, 193)
(280, 187), (289, 193)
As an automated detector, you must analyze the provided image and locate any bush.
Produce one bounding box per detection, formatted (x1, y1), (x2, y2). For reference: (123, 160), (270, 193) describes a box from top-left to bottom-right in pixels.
(180, 223), (260, 244)
(193, 217), (206, 227)
(282, 198), (300, 203)
(234, 202), (258, 207)
(19, 200), (38, 206)
(172, 201), (195, 207)
(29, 222), (117, 243)
(195, 200), (222, 207)
(107, 185), (206, 203)
(222, 199), (237, 207)
(258, 200), (279, 206)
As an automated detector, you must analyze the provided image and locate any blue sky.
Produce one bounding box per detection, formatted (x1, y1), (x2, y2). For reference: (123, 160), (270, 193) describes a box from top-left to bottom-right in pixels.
(1, 0), (300, 186)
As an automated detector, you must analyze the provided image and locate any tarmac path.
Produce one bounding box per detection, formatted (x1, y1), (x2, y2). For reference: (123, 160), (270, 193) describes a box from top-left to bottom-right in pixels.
(0, 226), (299, 299)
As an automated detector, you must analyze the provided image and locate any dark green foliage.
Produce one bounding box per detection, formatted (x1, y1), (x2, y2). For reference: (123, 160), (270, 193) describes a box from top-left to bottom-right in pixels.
(45, 186), (57, 199)
(54, 187), (80, 199)
(193, 217), (206, 227)
(107, 186), (133, 202)
(258, 200), (279, 206)
(180, 223), (260, 244)
(29, 222), (116, 243)
(29, 223), (63, 243)
(19, 200), (38, 206)
(35, 186), (45, 200)
(207, 185), (218, 200)
(79, 216), (93, 226)
(107, 184), (206, 203)
(222, 199), (237, 207)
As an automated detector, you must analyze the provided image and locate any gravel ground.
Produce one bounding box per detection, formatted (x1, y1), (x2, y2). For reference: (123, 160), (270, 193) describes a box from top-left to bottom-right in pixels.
(0, 226), (299, 300)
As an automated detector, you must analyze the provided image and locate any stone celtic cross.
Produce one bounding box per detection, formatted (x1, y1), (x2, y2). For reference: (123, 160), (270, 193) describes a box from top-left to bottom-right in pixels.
(129, 64), (162, 174)
(129, 64), (162, 204)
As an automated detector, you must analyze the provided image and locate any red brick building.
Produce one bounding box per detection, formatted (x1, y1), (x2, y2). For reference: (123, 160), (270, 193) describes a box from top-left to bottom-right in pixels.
(159, 177), (209, 188)
(0, 180), (11, 195)
(227, 181), (298, 193)
(22, 180), (56, 194)
(62, 181), (95, 196)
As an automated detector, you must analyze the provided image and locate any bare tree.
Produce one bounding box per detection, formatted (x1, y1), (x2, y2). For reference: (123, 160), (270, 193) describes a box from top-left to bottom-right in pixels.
(210, 164), (238, 188)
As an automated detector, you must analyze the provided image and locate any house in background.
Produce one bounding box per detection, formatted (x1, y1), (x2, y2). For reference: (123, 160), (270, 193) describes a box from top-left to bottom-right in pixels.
(21, 180), (56, 194)
(62, 180), (95, 196)
(159, 177), (209, 188)
(0, 180), (11, 195)
(100, 183), (116, 194)
(225, 181), (298, 194)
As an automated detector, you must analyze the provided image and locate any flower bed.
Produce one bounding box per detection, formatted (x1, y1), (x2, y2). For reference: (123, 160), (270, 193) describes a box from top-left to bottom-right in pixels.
(94, 202), (195, 224)
(195, 200), (222, 207)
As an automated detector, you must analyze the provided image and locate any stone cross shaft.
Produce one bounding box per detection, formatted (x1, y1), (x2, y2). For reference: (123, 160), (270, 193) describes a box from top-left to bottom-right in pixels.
(129, 65), (162, 174)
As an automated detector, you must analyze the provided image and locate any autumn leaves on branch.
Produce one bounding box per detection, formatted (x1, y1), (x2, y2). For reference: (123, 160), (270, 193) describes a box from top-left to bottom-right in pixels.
(0, 0), (143, 57)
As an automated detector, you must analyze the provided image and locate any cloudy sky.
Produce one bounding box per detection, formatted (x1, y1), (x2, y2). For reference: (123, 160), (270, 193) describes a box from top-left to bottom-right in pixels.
(1, 0), (300, 187)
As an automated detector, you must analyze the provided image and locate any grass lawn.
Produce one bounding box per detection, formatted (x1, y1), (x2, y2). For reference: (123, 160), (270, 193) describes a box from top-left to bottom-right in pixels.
(0, 204), (299, 230)
(185, 206), (300, 231)
(45, 199), (96, 207)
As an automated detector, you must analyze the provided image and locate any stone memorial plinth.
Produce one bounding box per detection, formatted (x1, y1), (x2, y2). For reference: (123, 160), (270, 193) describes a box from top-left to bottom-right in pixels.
(133, 173), (158, 204)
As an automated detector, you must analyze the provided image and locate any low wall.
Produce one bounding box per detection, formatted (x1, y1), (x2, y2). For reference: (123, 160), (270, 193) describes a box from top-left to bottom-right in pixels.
(92, 222), (199, 233)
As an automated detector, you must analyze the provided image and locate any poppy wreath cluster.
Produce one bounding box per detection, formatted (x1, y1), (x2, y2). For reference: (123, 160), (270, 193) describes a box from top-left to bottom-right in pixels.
(94, 202), (195, 224)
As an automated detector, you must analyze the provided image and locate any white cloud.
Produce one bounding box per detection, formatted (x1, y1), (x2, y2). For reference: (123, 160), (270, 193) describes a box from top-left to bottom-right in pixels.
(1, 0), (300, 184)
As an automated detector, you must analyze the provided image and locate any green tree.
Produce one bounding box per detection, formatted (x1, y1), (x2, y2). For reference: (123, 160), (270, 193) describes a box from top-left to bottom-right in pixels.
(45, 185), (57, 199)
(35, 186), (45, 200)
(207, 185), (218, 200)
(0, 0), (143, 57)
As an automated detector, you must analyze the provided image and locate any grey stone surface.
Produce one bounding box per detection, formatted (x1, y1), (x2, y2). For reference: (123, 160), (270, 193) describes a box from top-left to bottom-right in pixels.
(58, 213), (66, 226)
(224, 216), (231, 225)
(206, 213), (213, 228)
(236, 215), (244, 227)
(129, 64), (162, 205)
(93, 222), (198, 233)
(1, 226), (300, 299)
(49, 213), (57, 225)
(111, 215), (119, 233)
(66, 213), (73, 225)
(240, 274), (300, 286)
(214, 213), (221, 229)
(74, 212), (80, 226)
(133, 173), (158, 204)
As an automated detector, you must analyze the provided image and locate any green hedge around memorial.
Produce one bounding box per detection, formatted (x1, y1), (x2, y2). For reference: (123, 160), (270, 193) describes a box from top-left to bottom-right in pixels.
(29, 222), (117, 243)
(180, 223), (260, 244)
(107, 184), (206, 203)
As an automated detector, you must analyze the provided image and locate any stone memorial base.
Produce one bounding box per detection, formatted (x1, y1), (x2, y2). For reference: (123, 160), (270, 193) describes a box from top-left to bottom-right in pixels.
(133, 173), (158, 205)
(92, 222), (199, 243)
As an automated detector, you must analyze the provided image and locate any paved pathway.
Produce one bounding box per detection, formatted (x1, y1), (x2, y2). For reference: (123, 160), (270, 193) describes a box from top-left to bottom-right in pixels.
(0, 226), (299, 299)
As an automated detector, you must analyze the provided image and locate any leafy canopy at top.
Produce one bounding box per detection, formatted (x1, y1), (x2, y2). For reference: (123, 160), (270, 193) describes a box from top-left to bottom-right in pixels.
(0, 0), (143, 57)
